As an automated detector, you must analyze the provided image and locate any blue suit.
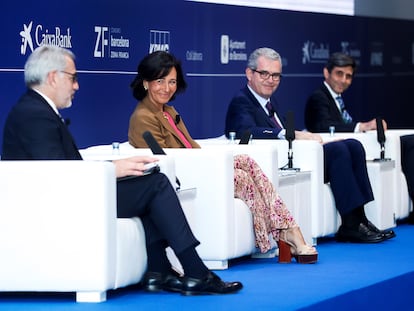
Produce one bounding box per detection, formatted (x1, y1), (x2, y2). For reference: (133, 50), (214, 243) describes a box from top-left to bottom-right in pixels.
(225, 86), (374, 215)
(2, 89), (199, 255)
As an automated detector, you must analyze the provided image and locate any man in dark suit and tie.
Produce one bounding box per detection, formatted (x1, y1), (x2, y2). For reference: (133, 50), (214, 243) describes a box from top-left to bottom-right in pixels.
(304, 52), (384, 133)
(2, 45), (242, 296)
(305, 52), (414, 224)
(225, 47), (395, 243)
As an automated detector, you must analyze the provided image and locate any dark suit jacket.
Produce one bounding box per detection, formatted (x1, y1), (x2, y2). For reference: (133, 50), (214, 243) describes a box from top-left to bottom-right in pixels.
(2, 89), (81, 160)
(305, 83), (357, 133)
(225, 86), (283, 139)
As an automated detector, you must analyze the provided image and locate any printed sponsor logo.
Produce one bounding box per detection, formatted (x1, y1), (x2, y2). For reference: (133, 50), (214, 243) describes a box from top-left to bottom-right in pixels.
(94, 26), (130, 59)
(20, 21), (72, 55)
(302, 41), (329, 64)
(220, 34), (247, 64)
(220, 35), (229, 64)
(186, 50), (203, 61)
(149, 30), (170, 53)
(369, 42), (383, 66)
(341, 41), (361, 61)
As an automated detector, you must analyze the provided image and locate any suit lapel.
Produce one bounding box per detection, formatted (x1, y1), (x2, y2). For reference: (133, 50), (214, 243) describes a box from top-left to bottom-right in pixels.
(28, 90), (82, 159)
(243, 86), (282, 128)
(321, 84), (343, 121)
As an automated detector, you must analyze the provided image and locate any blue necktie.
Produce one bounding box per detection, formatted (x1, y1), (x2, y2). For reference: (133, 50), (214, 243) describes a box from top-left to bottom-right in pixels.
(336, 96), (353, 124)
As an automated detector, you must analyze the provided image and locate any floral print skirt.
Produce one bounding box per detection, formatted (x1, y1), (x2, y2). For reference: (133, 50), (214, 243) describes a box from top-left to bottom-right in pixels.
(233, 154), (297, 253)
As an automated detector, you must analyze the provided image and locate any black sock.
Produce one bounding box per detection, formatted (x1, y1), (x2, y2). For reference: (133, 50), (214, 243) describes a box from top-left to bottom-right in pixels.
(359, 207), (369, 225)
(176, 247), (209, 279)
(146, 241), (170, 274)
(341, 207), (364, 230)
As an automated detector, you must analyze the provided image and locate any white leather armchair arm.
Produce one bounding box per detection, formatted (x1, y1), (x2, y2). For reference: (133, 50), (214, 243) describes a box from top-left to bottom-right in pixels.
(0, 160), (146, 302)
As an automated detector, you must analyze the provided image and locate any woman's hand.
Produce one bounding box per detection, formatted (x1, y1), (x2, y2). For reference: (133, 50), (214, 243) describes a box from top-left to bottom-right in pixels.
(112, 156), (159, 178)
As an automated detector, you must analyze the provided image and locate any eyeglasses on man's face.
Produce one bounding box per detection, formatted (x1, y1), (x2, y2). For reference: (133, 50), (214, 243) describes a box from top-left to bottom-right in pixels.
(60, 71), (78, 83)
(252, 69), (282, 81)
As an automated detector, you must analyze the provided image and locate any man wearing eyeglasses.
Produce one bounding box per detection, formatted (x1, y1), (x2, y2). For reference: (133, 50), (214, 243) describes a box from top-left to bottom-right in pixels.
(225, 47), (395, 243)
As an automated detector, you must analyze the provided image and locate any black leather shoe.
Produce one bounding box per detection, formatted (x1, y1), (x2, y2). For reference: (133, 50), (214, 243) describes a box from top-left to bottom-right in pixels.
(181, 271), (243, 295)
(141, 270), (183, 293)
(407, 212), (414, 224)
(366, 221), (396, 240)
(336, 223), (386, 243)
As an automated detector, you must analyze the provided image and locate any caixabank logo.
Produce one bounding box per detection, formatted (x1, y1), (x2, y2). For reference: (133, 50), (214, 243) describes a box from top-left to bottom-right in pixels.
(302, 40), (329, 64)
(94, 26), (130, 59)
(20, 21), (72, 55)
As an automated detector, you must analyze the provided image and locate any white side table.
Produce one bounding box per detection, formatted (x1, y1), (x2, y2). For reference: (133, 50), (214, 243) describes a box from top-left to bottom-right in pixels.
(278, 170), (312, 245)
(365, 160), (396, 230)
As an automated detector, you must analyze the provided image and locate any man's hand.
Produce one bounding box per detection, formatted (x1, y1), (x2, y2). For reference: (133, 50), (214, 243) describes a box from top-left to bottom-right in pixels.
(295, 130), (323, 143)
(112, 156), (159, 178)
(359, 118), (388, 132)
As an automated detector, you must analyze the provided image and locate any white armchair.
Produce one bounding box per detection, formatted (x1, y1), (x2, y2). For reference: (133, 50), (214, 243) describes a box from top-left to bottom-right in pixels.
(197, 138), (317, 245)
(0, 160), (147, 303)
(82, 142), (283, 269)
(320, 129), (414, 226)
(166, 144), (281, 269)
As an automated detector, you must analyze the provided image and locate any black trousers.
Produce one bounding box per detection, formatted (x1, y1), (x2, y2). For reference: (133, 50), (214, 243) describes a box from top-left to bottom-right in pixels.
(116, 172), (199, 255)
(323, 139), (374, 216)
(401, 134), (414, 202)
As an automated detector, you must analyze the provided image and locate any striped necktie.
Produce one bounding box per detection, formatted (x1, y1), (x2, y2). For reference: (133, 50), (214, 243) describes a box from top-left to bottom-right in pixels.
(336, 96), (353, 123)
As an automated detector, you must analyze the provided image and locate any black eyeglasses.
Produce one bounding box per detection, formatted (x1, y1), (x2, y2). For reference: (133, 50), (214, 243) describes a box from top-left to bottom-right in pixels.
(252, 69), (282, 81)
(60, 71), (78, 83)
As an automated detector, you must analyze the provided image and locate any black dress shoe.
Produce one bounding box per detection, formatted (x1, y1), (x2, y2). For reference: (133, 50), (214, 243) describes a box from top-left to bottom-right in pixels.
(366, 221), (396, 240)
(336, 223), (386, 243)
(181, 271), (243, 296)
(407, 212), (414, 224)
(141, 270), (183, 293)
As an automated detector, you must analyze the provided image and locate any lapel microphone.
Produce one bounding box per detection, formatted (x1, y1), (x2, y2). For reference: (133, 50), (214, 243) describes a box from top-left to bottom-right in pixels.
(175, 115), (181, 125)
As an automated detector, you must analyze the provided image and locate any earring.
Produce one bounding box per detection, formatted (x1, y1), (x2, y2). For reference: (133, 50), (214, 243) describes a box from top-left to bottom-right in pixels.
(144, 84), (148, 90)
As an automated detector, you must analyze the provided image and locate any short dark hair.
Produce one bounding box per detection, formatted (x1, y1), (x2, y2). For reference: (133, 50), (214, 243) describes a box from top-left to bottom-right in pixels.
(325, 52), (356, 73)
(130, 51), (187, 101)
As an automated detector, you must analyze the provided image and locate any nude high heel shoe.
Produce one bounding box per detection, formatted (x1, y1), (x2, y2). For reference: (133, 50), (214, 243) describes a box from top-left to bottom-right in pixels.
(277, 227), (318, 264)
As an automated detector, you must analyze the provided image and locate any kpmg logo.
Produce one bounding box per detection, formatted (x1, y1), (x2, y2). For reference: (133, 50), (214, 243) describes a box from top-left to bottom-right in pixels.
(302, 41), (329, 64)
(20, 21), (72, 55)
(94, 26), (130, 59)
(220, 34), (247, 64)
(149, 30), (170, 53)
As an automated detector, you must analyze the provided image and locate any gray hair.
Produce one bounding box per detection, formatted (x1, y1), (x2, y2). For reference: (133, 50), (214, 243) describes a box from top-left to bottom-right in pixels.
(24, 45), (75, 87)
(247, 47), (281, 69)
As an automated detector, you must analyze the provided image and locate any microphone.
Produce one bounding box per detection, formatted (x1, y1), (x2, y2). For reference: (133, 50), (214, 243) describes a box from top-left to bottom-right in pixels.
(285, 111), (295, 142)
(281, 111), (299, 171)
(142, 131), (166, 155)
(374, 117), (390, 161)
(64, 118), (71, 126)
(142, 131), (181, 189)
(239, 129), (252, 145)
(175, 115), (181, 125)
